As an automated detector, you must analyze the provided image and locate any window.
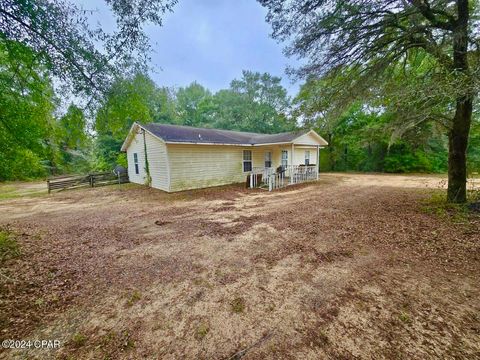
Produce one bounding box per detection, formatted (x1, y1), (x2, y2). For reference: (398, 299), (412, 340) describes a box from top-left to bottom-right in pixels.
(243, 150), (252, 172)
(264, 151), (272, 168)
(281, 150), (288, 169)
(305, 150), (310, 165)
(133, 153), (139, 175)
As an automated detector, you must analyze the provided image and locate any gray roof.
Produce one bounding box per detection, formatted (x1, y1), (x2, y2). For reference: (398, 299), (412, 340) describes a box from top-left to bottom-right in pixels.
(141, 123), (308, 145)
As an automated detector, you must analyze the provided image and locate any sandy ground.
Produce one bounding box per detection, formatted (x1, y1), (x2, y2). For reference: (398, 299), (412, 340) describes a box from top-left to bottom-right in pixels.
(0, 173), (479, 359)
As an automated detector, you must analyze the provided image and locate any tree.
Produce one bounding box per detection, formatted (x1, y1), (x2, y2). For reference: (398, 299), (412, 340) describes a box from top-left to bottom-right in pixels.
(0, 39), (56, 180)
(260, 0), (479, 203)
(57, 105), (88, 150)
(0, 0), (178, 95)
(212, 71), (296, 133)
(56, 104), (91, 174)
(94, 72), (176, 170)
(176, 82), (214, 127)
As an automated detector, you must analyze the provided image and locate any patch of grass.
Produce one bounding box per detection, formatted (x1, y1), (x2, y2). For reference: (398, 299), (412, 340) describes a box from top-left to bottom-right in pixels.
(71, 333), (88, 348)
(0, 230), (20, 264)
(399, 311), (412, 324)
(317, 330), (330, 346)
(34, 297), (45, 307)
(230, 297), (246, 313)
(100, 330), (135, 353)
(195, 323), (210, 340)
(421, 191), (470, 223)
(126, 290), (142, 307)
(0, 182), (47, 201)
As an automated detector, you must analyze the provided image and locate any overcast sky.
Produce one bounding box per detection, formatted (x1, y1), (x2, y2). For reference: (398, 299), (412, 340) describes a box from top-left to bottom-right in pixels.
(79, 0), (301, 96)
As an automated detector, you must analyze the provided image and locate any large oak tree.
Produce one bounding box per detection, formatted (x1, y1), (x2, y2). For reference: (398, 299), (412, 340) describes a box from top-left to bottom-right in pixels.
(259, 0), (479, 203)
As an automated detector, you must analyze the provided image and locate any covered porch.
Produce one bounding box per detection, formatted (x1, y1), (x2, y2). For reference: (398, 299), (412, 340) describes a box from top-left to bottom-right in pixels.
(243, 142), (322, 191)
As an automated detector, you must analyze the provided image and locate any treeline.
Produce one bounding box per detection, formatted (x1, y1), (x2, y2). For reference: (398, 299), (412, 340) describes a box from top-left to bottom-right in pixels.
(314, 105), (480, 174)
(294, 76), (480, 175)
(1, 41), (479, 181)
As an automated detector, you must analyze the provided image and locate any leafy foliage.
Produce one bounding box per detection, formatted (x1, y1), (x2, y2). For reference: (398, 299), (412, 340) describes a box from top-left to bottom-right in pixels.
(0, 40), (56, 180)
(0, 0), (178, 96)
(260, 0), (480, 202)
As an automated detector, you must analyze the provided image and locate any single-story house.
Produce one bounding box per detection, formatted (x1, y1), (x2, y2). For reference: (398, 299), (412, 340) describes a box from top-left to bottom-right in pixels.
(121, 122), (328, 192)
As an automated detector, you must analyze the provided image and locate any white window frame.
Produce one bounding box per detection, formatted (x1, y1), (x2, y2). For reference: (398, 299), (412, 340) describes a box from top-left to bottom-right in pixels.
(305, 150), (310, 165)
(243, 150), (252, 172)
(133, 153), (139, 174)
(281, 150), (288, 169)
(264, 151), (272, 168)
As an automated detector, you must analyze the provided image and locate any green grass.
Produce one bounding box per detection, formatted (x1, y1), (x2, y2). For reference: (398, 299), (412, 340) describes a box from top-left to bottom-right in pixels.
(126, 290), (142, 307)
(195, 323), (210, 340)
(399, 311), (411, 323)
(71, 333), (88, 348)
(230, 297), (246, 313)
(0, 181), (47, 201)
(421, 191), (474, 223)
(0, 230), (20, 264)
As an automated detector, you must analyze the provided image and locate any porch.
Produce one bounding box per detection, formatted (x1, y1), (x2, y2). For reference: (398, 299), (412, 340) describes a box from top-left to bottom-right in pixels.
(248, 165), (318, 191)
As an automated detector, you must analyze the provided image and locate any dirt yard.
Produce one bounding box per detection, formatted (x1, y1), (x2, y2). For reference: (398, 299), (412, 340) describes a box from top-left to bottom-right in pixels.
(0, 173), (479, 359)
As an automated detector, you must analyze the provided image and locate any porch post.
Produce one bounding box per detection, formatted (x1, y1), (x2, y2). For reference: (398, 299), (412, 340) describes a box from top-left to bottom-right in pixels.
(316, 145), (320, 180)
(290, 143), (295, 184)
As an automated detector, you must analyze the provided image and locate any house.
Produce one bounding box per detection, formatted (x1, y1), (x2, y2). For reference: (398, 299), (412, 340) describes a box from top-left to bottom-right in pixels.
(121, 122), (328, 192)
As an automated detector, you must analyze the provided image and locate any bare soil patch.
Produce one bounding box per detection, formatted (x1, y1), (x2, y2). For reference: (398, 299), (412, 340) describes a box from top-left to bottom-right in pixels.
(0, 174), (479, 359)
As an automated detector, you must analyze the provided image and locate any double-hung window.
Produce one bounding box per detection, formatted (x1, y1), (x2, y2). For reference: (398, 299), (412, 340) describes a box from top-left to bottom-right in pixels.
(264, 151), (272, 168)
(133, 153), (139, 174)
(305, 150), (310, 165)
(243, 150), (252, 172)
(281, 150), (288, 169)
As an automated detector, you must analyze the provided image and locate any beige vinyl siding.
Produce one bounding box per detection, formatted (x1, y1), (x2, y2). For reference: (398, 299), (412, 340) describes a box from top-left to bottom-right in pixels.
(293, 131), (328, 146)
(168, 144), (268, 192)
(145, 132), (169, 191)
(292, 146), (318, 165)
(126, 131), (169, 191)
(126, 132), (146, 185)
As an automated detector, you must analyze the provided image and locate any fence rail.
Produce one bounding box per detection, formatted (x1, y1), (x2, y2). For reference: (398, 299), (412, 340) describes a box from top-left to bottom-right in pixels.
(47, 172), (129, 193)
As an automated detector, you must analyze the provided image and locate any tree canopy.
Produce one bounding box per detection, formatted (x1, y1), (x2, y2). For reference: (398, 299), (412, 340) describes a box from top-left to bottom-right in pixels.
(0, 0), (178, 95)
(260, 0), (480, 202)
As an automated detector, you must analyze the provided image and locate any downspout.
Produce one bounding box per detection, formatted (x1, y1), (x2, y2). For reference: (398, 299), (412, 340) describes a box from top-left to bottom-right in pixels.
(142, 128), (152, 186)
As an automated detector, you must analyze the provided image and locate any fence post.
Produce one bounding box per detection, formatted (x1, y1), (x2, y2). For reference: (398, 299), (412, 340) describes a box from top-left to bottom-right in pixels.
(89, 174), (94, 188)
(47, 179), (50, 194)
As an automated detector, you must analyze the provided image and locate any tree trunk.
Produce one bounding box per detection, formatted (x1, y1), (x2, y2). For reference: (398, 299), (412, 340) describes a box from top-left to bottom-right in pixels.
(447, 97), (473, 203)
(447, 0), (471, 203)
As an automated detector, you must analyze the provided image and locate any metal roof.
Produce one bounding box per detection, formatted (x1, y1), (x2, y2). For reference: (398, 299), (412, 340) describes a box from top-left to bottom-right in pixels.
(141, 123), (309, 145)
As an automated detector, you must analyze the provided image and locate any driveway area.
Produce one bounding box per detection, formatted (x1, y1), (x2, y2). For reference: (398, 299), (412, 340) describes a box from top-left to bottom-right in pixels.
(0, 173), (479, 359)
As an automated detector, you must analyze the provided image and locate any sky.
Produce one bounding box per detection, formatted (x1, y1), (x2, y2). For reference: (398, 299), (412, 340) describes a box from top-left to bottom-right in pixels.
(79, 0), (302, 96)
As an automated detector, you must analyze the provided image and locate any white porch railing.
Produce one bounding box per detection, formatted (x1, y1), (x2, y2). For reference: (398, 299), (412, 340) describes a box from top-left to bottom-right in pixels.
(288, 165), (318, 184)
(249, 167), (275, 188)
(249, 165), (317, 191)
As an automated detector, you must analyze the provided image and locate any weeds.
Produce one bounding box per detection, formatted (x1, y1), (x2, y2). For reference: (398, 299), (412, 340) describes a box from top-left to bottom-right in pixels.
(126, 290), (142, 307)
(0, 230), (20, 265)
(230, 297), (246, 313)
(100, 330), (135, 353)
(399, 311), (411, 324)
(71, 333), (87, 348)
(421, 191), (470, 223)
(195, 323), (210, 340)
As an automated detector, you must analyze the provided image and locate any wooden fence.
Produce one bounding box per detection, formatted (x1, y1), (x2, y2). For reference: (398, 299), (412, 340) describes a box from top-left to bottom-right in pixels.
(47, 172), (129, 193)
